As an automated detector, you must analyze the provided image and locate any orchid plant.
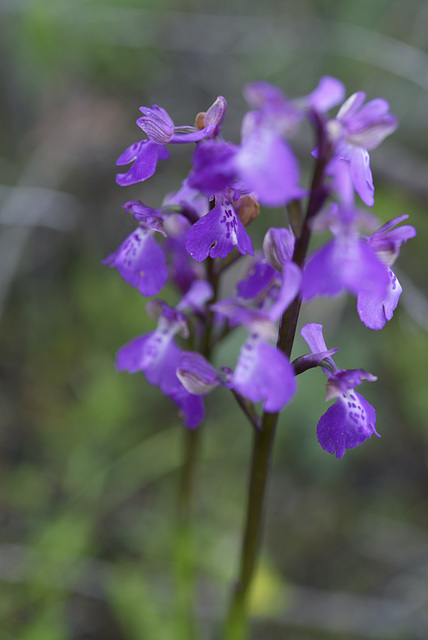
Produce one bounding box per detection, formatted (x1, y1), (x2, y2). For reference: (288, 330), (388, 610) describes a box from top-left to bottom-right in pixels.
(104, 78), (415, 639)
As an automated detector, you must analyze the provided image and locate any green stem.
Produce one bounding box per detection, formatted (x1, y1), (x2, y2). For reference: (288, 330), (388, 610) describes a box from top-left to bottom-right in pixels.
(173, 255), (220, 638)
(174, 426), (202, 640)
(222, 411), (278, 640)
(222, 114), (330, 640)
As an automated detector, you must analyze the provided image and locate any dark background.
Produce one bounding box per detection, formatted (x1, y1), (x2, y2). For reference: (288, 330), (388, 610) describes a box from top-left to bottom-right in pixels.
(1, 1), (428, 638)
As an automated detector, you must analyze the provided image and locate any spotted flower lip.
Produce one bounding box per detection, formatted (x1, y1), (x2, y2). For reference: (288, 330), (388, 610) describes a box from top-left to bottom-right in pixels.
(184, 194), (254, 262)
(102, 226), (168, 297)
(301, 323), (379, 459)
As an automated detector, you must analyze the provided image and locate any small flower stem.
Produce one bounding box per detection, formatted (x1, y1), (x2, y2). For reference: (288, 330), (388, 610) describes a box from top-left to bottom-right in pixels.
(173, 254), (220, 639)
(222, 113), (330, 640)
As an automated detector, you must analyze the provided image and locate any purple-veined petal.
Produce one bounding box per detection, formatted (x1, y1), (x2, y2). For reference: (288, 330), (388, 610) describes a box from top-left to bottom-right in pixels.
(185, 197), (254, 262)
(137, 105), (175, 142)
(317, 391), (379, 459)
(170, 123), (216, 143)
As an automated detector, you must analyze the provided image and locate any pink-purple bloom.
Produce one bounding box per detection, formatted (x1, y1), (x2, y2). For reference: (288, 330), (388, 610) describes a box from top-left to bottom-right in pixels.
(302, 208), (415, 330)
(116, 282), (213, 429)
(327, 92), (397, 206)
(116, 102), (218, 186)
(185, 192), (254, 262)
(301, 323), (379, 459)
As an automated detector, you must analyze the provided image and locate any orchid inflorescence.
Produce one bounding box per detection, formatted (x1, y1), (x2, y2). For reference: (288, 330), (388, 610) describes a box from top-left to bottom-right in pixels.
(104, 77), (415, 459)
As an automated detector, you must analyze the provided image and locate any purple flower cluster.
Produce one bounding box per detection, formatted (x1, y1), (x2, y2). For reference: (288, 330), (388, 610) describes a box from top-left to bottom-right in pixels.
(104, 79), (414, 458)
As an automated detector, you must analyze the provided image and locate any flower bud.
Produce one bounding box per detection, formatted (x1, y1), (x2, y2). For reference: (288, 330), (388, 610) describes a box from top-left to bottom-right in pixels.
(177, 352), (220, 395)
(194, 96), (227, 136)
(235, 194), (260, 227)
(263, 227), (295, 272)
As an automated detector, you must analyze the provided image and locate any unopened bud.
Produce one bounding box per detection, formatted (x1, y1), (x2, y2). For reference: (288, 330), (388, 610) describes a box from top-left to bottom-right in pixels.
(263, 227), (295, 272)
(194, 112), (206, 130)
(177, 352), (220, 395)
(194, 96), (227, 136)
(235, 194), (260, 227)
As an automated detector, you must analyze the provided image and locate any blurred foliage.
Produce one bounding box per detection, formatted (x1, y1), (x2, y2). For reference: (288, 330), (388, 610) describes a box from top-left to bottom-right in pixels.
(1, 0), (428, 639)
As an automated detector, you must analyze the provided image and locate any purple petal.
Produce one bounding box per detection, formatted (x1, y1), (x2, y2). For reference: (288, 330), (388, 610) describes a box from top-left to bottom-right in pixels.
(236, 130), (305, 206)
(237, 258), (276, 299)
(170, 123), (216, 143)
(349, 147), (374, 206)
(267, 261), (302, 322)
(300, 323), (329, 355)
(243, 81), (289, 109)
(116, 328), (181, 394)
(123, 201), (166, 235)
(137, 105), (175, 143)
(368, 215), (416, 265)
(185, 197), (254, 262)
(116, 141), (169, 186)
(263, 227), (295, 271)
(307, 76), (345, 113)
(178, 279), (214, 312)
(326, 368), (377, 400)
(177, 351), (221, 395)
(232, 337), (296, 412)
(336, 92), (366, 121)
(103, 228), (168, 296)
(116, 334), (152, 373)
(168, 385), (205, 429)
(188, 140), (238, 195)
(317, 391), (379, 459)
(357, 267), (402, 330)
(302, 236), (389, 302)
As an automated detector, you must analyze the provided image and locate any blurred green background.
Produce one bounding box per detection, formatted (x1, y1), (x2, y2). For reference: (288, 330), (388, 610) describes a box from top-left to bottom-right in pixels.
(1, 0), (428, 638)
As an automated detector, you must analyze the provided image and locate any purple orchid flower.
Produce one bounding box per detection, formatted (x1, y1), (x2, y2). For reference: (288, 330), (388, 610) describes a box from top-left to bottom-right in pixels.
(213, 260), (302, 412)
(116, 101), (220, 186)
(116, 281), (213, 429)
(185, 191), (254, 262)
(301, 204), (390, 318)
(357, 215), (416, 329)
(301, 323), (379, 459)
(189, 77), (344, 207)
(327, 92), (397, 206)
(102, 220), (169, 297)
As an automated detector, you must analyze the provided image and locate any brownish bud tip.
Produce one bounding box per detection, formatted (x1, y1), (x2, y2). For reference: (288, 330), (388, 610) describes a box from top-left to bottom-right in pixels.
(195, 112), (206, 130)
(235, 194), (260, 227)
